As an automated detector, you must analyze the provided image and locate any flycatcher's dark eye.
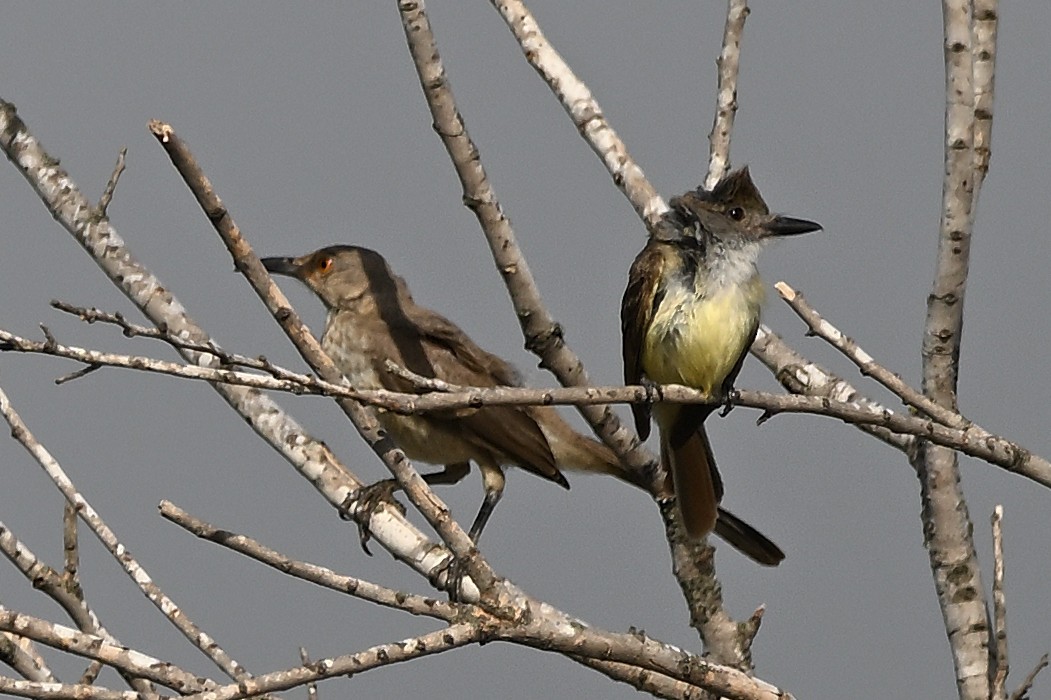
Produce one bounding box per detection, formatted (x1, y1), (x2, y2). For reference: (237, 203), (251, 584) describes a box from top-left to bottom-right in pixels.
(728, 207), (745, 221)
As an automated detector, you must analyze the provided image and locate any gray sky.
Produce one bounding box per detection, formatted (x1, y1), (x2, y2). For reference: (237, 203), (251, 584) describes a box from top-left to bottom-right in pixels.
(2, 3), (1049, 698)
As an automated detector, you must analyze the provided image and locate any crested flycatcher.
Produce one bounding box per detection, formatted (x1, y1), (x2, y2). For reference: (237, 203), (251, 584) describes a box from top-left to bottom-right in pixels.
(621, 167), (820, 542)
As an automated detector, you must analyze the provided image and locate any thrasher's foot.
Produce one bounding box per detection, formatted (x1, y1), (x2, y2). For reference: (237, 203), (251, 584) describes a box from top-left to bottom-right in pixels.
(342, 479), (405, 556)
(431, 555), (468, 602)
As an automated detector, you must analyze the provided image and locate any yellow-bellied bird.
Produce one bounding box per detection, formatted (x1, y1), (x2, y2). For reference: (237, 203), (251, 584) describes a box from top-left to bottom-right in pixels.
(621, 167), (820, 550)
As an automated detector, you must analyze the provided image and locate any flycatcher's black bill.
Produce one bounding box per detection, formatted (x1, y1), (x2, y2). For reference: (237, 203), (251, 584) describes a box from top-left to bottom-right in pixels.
(764, 216), (823, 237)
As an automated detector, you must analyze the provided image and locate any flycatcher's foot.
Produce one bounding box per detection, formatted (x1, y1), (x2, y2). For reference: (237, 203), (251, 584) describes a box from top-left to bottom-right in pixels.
(719, 389), (740, 418)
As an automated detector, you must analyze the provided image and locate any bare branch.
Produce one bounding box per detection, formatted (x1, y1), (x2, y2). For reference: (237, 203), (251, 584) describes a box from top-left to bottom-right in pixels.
(0, 677), (139, 700)
(0, 631), (56, 683)
(0, 610), (206, 693)
(384, 359), (1049, 485)
(501, 621), (791, 700)
(0, 620), (793, 700)
(753, 323), (916, 450)
(159, 501), (461, 622)
(62, 505), (80, 587)
(915, 4), (992, 696)
(971, 0), (998, 183)
(0, 521), (152, 694)
(51, 301), (231, 359)
(403, 0), (763, 661)
(991, 506), (1007, 700)
(158, 496), (791, 699)
(51, 301), (327, 387)
(147, 119), (491, 599)
(567, 655), (696, 700)
(398, 0), (656, 488)
(927, 0), (977, 393)
(775, 281), (966, 428)
(706, 0), (749, 189)
(76, 662), (104, 691)
(5, 324), (1047, 487)
(0, 326), (342, 395)
(0, 382), (240, 684)
(0, 98), (405, 592)
(53, 363), (101, 385)
(175, 623), (484, 700)
(488, 0), (667, 229)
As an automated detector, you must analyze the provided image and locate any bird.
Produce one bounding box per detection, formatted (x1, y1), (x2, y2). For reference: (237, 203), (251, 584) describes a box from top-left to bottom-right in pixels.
(263, 244), (784, 564)
(621, 167), (821, 543)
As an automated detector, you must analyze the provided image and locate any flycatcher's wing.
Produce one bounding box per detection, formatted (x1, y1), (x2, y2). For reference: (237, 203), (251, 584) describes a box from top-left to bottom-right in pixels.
(620, 241), (666, 441)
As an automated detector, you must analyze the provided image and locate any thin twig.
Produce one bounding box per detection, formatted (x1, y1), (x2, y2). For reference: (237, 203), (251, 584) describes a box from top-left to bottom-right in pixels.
(752, 325), (913, 448)
(775, 281), (968, 428)
(52, 301), (229, 359)
(77, 661), (105, 689)
(95, 147), (126, 217)
(298, 648), (317, 700)
(51, 301), (330, 382)
(54, 363), (101, 384)
(1010, 653), (1048, 700)
(0, 327), (338, 395)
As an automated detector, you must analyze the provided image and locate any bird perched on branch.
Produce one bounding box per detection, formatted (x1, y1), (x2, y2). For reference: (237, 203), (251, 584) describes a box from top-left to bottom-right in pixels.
(264, 244), (784, 564)
(622, 167), (820, 544)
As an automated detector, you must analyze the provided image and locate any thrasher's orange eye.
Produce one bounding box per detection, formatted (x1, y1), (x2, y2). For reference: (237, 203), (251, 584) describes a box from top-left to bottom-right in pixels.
(318, 257), (334, 273)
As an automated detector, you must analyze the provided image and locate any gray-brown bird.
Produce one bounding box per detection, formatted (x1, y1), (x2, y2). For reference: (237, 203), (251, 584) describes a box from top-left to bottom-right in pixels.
(263, 245), (783, 564)
(622, 167), (820, 544)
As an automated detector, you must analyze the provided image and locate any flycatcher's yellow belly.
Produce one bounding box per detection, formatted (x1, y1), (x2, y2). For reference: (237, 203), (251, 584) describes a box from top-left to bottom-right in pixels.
(641, 278), (762, 397)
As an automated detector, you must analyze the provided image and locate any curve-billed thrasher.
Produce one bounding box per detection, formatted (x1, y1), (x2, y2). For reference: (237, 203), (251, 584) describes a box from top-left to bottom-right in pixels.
(263, 245), (782, 565)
